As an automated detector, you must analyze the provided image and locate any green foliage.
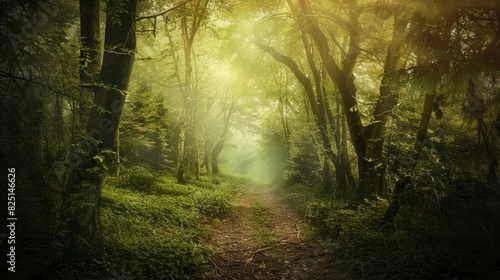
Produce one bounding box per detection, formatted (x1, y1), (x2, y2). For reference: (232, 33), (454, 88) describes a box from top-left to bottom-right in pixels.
(190, 189), (232, 217)
(285, 126), (322, 185)
(258, 118), (290, 183)
(120, 84), (171, 171)
(106, 0), (128, 26)
(118, 165), (156, 192)
(49, 173), (243, 279)
(281, 181), (500, 279)
(92, 173), (241, 279)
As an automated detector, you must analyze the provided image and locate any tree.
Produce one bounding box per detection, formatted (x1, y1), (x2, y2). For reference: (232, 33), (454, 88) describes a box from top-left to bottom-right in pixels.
(256, 42), (338, 190)
(211, 95), (235, 174)
(78, 0), (101, 131)
(176, 0), (211, 182)
(120, 83), (170, 170)
(0, 0), (78, 243)
(61, 0), (138, 261)
(383, 0), (500, 223)
(292, 0), (414, 201)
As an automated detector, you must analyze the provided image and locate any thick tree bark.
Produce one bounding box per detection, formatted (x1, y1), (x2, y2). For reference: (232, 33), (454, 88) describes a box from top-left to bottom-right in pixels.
(62, 0), (137, 262)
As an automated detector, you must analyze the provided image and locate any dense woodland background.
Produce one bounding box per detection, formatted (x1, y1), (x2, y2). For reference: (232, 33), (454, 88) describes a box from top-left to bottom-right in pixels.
(1, 0), (500, 279)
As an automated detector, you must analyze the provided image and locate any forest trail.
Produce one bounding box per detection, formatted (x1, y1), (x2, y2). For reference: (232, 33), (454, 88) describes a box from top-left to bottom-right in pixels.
(197, 184), (345, 280)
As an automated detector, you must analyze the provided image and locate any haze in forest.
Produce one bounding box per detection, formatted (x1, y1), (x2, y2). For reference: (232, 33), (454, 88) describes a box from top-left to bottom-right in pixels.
(1, 0), (500, 279)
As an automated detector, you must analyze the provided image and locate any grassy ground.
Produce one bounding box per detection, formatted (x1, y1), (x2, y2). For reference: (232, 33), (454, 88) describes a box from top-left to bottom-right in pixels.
(45, 169), (246, 279)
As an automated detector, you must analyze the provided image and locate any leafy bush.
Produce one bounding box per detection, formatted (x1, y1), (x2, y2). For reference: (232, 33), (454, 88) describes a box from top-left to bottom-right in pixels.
(97, 238), (209, 280)
(280, 181), (500, 279)
(119, 166), (156, 192)
(191, 190), (231, 217)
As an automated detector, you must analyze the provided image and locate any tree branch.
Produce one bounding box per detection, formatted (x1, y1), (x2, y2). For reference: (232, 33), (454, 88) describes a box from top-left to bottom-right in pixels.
(136, 0), (191, 21)
(254, 41), (319, 116)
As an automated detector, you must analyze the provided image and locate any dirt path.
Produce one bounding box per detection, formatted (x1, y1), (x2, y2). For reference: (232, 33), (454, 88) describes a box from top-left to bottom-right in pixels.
(196, 184), (345, 280)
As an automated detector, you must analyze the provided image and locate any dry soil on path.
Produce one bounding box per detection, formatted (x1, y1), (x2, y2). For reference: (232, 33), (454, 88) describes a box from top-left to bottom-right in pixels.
(196, 184), (345, 280)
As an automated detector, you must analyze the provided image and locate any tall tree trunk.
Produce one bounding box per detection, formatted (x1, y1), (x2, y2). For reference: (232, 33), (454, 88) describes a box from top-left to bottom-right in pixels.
(194, 111), (200, 180)
(277, 72), (291, 157)
(78, 0), (101, 130)
(300, 0), (412, 201)
(325, 91), (355, 193)
(362, 11), (409, 200)
(177, 3), (191, 183)
(62, 0), (137, 262)
(298, 0), (367, 200)
(301, 30), (339, 192)
(287, 0), (353, 194)
(177, 122), (186, 183)
(55, 90), (64, 155)
(109, 126), (120, 176)
(176, 0), (209, 183)
(203, 98), (212, 173)
(322, 157), (332, 192)
(203, 140), (211, 173)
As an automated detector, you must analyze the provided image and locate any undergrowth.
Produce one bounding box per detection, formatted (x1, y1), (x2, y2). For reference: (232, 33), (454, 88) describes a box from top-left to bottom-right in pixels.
(52, 166), (242, 279)
(280, 183), (500, 280)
